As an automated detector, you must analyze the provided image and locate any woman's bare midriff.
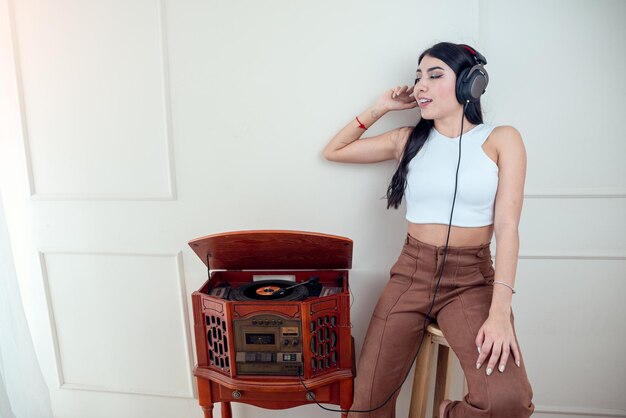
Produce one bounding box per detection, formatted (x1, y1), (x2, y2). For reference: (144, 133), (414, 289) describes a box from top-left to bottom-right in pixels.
(408, 222), (494, 247)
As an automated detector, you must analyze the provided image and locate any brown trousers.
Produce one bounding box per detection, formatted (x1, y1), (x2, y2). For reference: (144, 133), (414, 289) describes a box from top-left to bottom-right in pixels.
(349, 234), (534, 418)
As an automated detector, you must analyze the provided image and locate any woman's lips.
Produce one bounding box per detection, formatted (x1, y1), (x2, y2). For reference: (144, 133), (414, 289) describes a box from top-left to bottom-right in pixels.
(418, 98), (432, 108)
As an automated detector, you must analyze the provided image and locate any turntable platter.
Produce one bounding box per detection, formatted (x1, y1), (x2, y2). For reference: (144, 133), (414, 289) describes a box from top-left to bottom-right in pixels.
(228, 280), (309, 302)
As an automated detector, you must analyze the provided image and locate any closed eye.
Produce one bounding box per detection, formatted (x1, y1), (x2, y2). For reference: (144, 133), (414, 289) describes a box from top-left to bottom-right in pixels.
(415, 74), (443, 83)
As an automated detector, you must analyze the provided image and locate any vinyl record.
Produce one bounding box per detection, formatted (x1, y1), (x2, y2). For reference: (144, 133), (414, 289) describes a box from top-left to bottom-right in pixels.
(228, 280), (309, 302)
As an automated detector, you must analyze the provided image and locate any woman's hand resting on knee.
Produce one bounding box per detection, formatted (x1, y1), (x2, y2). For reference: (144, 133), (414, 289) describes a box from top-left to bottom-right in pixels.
(474, 314), (521, 375)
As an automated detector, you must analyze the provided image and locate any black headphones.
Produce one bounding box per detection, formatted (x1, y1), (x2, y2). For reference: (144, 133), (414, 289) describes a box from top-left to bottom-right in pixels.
(455, 44), (489, 104)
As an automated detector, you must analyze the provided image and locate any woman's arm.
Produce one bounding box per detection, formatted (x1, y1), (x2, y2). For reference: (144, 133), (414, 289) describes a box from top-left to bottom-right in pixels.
(323, 85), (417, 163)
(490, 125), (526, 315)
(475, 125), (527, 375)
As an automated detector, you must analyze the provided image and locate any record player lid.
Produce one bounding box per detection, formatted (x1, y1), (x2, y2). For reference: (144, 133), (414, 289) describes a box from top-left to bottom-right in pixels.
(188, 230), (353, 270)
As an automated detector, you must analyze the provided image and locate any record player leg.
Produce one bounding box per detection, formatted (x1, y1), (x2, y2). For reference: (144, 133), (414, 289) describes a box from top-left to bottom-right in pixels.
(220, 402), (232, 418)
(198, 378), (214, 418)
(201, 406), (213, 418)
(340, 379), (354, 418)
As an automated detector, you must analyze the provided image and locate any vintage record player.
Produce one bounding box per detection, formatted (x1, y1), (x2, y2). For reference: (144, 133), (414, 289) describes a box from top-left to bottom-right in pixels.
(189, 230), (354, 418)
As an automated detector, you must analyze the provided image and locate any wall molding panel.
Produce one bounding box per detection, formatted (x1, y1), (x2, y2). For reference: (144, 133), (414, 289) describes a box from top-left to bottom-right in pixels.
(518, 254), (626, 261)
(7, 0), (176, 201)
(492, 253), (626, 261)
(533, 404), (626, 417)
(525, 192), (626, 199)
(524, 188), (626, 199)
(39, 250), (195, 399)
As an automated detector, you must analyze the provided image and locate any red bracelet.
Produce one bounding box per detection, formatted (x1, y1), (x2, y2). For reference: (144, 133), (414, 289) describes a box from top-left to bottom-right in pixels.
(356, 116), (367, 130)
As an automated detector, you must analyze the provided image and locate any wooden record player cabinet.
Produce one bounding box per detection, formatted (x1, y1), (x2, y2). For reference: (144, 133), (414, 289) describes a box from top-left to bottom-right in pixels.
(189, 230), (355, 418)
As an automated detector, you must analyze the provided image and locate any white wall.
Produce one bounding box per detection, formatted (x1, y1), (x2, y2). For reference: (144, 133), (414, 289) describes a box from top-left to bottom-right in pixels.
(1, 0), (624, 417)
(479, 2), (626, 417)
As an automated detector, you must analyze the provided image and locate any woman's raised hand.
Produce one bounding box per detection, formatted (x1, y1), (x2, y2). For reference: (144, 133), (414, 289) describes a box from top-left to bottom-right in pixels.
(375, 85), (418, 112)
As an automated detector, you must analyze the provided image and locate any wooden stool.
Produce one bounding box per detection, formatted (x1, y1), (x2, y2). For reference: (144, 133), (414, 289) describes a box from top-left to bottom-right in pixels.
(408, 323), (467, 418)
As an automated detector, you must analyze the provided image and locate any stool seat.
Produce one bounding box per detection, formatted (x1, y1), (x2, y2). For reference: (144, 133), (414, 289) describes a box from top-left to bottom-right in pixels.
(408, 323), (466, 418)
(425, 323), (446, 342)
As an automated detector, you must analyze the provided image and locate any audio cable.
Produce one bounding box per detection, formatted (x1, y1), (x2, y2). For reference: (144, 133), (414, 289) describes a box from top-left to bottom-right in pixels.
(302, 102), (470, 414)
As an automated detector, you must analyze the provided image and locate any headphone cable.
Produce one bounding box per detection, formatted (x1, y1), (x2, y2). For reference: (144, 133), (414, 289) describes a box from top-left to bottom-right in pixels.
(302, 102), (470, 414)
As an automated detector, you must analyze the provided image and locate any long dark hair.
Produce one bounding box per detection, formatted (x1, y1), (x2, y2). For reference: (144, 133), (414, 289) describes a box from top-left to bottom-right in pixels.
(386, 42), (485, 209)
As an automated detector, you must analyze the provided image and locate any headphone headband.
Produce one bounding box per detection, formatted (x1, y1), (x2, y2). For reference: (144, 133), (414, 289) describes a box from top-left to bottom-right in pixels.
(458, 44), (487, 65)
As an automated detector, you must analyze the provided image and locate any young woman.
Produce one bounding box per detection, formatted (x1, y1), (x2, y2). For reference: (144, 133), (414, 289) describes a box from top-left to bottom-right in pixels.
(323, 42), (534, 418)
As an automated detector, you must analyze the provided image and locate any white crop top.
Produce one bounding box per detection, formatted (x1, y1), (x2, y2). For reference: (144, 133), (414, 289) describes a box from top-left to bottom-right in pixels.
(405, 124), (499, 227)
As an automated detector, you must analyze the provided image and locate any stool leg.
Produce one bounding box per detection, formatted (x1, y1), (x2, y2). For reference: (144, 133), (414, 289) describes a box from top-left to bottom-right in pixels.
(408, 332), (433, 418)
(432, 345), (451, 418)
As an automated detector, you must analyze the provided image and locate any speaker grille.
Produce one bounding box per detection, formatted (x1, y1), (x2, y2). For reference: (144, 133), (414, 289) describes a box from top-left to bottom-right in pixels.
(206, 314), (230, 371)
(309, 314), (338, 375)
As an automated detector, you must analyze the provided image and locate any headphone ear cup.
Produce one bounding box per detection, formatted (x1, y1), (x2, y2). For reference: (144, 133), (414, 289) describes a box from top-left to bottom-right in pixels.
(456, 64), (489, 104)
